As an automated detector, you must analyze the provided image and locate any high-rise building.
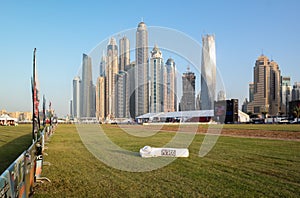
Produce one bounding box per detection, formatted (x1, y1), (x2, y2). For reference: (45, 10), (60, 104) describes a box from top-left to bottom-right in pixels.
(242, 98), (249, 113)
(135, 21), (149, 117)
(81, 54), (94, 117)
(247, 55), (281, 116)
(119, 36), (130, 72)
(249, 83), (254, 102)
(269, 60), (281, 115)
(164, 58), (177, 112)
(195, 93), (201, 110)
(99, 53), (106, 77)
(73, 76), (81, 119)
(125, 62), (136, 118)
(70, 100), (73, 118)
(115, 71), (129, 118)
(217, 90), (226, 101)
(96, 76), (106, 121)
(105, 37), (118, 119)
(281, 76), (292, 115)
(149, 45), (164, 113)
(200, 35), (216, 110)
(180, 67), (196, 111)
(292, 82), (300, 101)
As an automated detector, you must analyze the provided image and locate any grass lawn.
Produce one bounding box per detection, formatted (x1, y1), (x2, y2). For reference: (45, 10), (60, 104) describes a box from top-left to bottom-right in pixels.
(0, 124), (32, 173)
(34, 124), (300, 197)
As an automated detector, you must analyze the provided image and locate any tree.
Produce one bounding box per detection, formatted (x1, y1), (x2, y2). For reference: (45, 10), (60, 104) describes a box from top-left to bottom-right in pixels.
(293, 105), (300, 122)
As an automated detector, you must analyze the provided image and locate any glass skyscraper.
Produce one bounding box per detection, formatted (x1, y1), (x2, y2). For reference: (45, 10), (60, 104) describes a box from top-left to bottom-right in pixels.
(200, 35), (216, 110)
(135, 21), (149, 117)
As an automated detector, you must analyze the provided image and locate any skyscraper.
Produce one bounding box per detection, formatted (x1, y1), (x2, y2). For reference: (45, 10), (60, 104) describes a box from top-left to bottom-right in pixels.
(269, 60), (281, 115)
(96, 76), (105, 121)
(164, 58), (177, 112)
(249, 83), (254, 102)
(73, 76), (81, 119)
(180, 67), (196, 111)
(106, 37), (118, 119)
(247, 55), (281, 116)
(149, 44), (164, 113)
(135, 21), (149, 117)
(99, 52), (106, 77)
(281, 76), (292, 115)
(125, 62), (136, 118)
(119, 36), (130, 72)
(200, 35), (216, 110)
(292, 82), (300, 101)
(115, 71), (129, 118)
(81, 53), (94, 117)
(217, 90), (226, 101)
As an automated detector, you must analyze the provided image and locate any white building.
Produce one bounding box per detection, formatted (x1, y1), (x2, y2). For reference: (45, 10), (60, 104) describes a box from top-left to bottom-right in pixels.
(200, 35), (216, 110)
(149, 45), (164, 113)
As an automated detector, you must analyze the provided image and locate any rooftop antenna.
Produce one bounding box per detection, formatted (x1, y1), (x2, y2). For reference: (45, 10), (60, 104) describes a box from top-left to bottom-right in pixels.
(261, 48), (264, 56)
(141, 17), (144, 22)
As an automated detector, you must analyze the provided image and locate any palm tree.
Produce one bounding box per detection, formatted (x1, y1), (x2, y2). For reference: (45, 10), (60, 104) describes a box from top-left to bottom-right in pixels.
(293, 105), (300, 122)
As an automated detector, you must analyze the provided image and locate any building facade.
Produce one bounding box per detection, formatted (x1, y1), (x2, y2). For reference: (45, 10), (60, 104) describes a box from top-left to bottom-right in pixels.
(180, 67), (196, 111)
(149, 45), (164, 113)
(247, 55), (281, 116)
(292, 82), (300, 101)
(81, 53), (94, 117)
(200, 35), (216, 110)
(105, 37), (119, 119)
(119, 36), (130, 72)
(281, 76), (292, 115)
(96, 76), (106, 121)
(72, 76), (81, 119)
(115, 71), (129, 118)
(164, 58), (177, 112)
(249, 83), (254, 102)
(125, 62), (136, 118)
(135, 21), (149, 117)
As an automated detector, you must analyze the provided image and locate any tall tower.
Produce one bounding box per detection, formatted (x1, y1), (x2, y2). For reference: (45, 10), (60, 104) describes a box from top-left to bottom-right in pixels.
(115, 71), (129, 118)
(119, 36), (130, 71)
(99, 52), (106, 77)
(73, 76), (81, 119)
(292, 82), (300, 101)
(81, 53), (94, 117)
(135, 21), (149, 117)
(96, 76), (105, 121)
(281, 76), (292, 115)
(247, 55), (281, 116)
(180, 67), (196, 111)
(249, 83), (254, 102)
(269, 60), (281, 115)
(126, 62), (136, 118)
(164, 58), (177, 112)
(149, 44), (164, 113)
(200, 35), (216, 110)
(106, 37), (118, 119)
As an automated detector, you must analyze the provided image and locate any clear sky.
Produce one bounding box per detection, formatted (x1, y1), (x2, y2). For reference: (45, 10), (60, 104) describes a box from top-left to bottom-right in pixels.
(1, 0), (299, 117)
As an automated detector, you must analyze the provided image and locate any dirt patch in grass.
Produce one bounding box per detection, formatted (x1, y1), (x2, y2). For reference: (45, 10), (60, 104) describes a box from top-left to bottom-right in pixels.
(120, 124), (300, 141)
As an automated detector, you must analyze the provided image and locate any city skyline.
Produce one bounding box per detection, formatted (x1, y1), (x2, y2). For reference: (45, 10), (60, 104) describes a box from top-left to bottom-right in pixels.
(1, 1), (300, 117)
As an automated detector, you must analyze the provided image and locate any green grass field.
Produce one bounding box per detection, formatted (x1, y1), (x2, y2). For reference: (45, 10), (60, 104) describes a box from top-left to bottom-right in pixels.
(0, 125), (32, 173)
(31, 124), (300, 197)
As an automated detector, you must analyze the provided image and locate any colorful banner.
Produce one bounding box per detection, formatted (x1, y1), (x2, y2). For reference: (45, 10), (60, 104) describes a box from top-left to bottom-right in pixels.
(24, 143), (36, 197)
(7, 152), (26, 198)
(0, 170), (13, 198)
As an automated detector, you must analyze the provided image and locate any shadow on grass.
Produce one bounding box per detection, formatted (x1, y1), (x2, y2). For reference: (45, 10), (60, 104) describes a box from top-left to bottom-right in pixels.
(0, 133), (32, 173)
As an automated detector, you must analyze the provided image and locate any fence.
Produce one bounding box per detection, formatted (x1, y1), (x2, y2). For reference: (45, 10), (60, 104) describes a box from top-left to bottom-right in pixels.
(0, 125), (55, 197)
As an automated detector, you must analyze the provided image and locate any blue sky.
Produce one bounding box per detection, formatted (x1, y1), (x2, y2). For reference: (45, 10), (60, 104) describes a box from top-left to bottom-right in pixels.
(0, 0), (299, 117)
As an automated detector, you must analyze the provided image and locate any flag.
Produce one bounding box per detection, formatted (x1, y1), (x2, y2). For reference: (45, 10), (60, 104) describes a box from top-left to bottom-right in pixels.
(31, 48), (39, 141)
(42, 95), (46, 127)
